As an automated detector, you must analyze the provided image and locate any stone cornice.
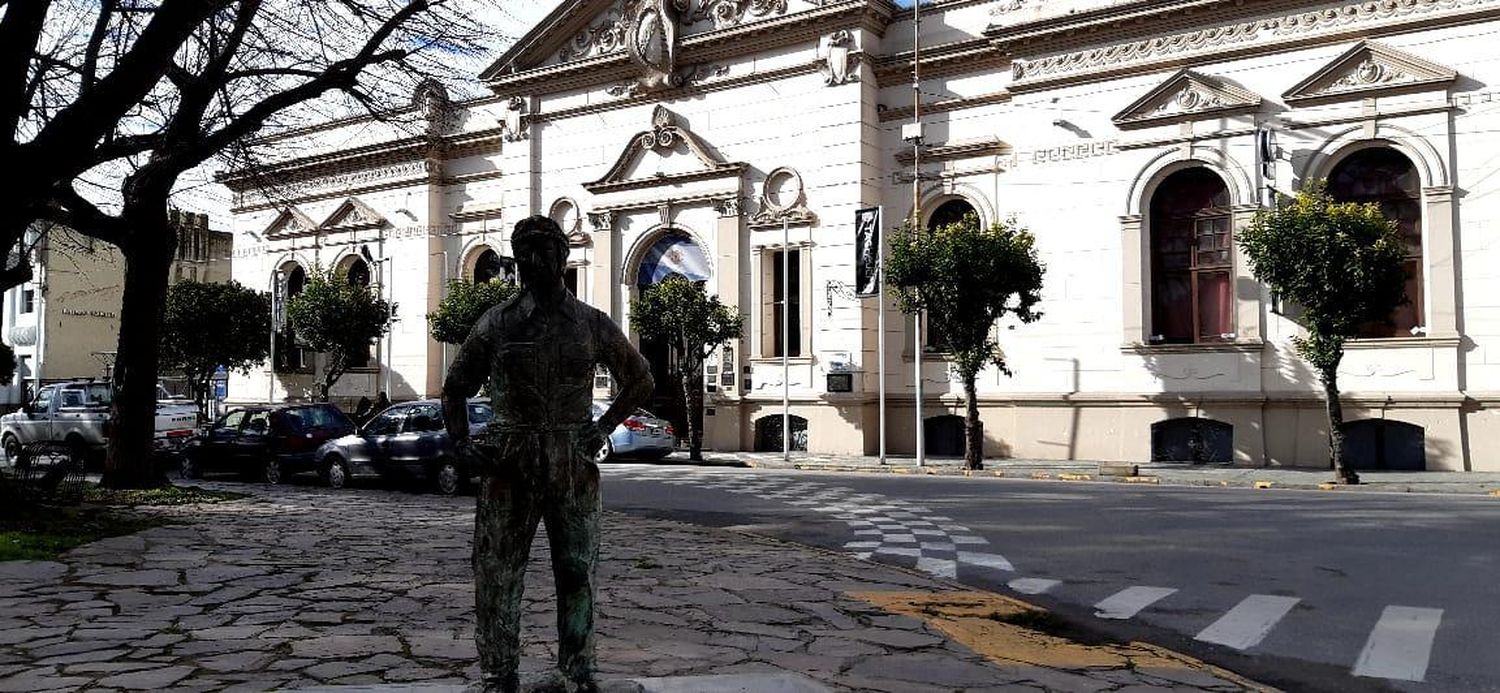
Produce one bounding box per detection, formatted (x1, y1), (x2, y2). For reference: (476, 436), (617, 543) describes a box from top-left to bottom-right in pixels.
(893, 137), (1009, 165)
(220, 129), (502, 195)
(1000, 0), (1500, 93)
(877, 90), (1010, 122)
(484, 1), (893, 97)
(873, 38), (1003, 85)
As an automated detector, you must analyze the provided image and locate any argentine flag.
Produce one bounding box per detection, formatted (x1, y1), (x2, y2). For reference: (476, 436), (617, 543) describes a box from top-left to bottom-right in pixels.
(637, 236), (712, 286)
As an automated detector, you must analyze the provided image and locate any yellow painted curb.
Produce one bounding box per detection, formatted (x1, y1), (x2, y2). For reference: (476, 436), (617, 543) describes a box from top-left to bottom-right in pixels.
(1318, 482), (1339, 491)
(1489, 490), (1500, 497)
(1122, 476), (1160, 484)
(992, 470), (1006, 478)
(849, 591), (1275, 691)
(1254, 481), (1275, 489)
(1058, 473), (1093, 481)
(892, 468), (912, 474)
(1219, 480), (1231, 487)
(1031, 472), (1052, 480)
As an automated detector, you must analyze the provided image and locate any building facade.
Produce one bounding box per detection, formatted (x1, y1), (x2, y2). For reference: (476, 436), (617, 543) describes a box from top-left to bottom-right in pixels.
(221, 0), (1500, 472)
(2, 211), (232, 406)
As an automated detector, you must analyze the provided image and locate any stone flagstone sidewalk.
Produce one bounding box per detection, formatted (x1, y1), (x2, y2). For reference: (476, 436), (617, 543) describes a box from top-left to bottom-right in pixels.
(0, 483), (1263, 692)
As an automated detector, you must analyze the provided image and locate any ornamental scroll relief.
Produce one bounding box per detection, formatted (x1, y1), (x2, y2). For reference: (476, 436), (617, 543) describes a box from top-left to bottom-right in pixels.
(1011, 0), (1496, 83)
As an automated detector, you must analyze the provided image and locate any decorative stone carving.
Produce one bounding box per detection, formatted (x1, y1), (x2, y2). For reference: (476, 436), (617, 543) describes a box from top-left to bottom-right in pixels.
(1112, 69), (1262, 129)
(587, 210), (616, 231)
(263, 207), (319, 238)
(1284, 40), (1457, 105)
(607, 63), (727, 96)
(691, 0), (787, 30)
(9, 325), (37, 347)
(550, 197), (589, 246)
(559, 4), (627, 62)
(318, 197), (388, 233)
(1011, 0), (1483, 85)
(989, 0), (1028, 15)
(413, 79), (456, 136)
(821, 30), (860, 86)
(713, 196), (742, 217)
(625, 0), (690, 93)
(588, 105), (747, 192)
(750, 167), (816, 228)
(501, 97), (528, 143)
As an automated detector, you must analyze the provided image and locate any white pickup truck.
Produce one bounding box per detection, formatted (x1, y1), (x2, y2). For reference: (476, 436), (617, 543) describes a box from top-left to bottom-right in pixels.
(0, 381), (199, 465)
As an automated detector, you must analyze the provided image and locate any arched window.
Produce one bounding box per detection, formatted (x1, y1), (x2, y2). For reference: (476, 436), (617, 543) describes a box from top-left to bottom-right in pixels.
(1150, 168), (1233, 344)
(920, 198), (978, 351)
(473, 248), (515, 284)
(344, 257), (370, 288)
(1327, 148), (1422, 338)
(927, 199), (976, 232)
(277, 264), (308, 371)
(339, 257), (372, 368)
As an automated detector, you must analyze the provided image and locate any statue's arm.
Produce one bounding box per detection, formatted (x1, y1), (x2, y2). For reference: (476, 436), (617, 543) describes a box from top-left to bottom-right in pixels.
(442, 322), (493, 444)
(596, 313), (654, 435)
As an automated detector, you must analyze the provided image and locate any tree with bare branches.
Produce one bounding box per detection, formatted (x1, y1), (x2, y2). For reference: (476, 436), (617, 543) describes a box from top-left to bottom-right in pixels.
(4, 1), (497, 487)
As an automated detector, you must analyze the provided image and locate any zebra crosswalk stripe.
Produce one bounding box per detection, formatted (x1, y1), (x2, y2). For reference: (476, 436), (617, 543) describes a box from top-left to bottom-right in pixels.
(1352, 606), (1443, 682)
(1194, 594), (1300, 651)
(1094, 586), (1177, 620)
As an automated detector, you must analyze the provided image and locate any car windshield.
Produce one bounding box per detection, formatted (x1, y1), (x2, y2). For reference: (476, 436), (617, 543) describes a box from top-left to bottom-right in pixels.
(468, 402), (494, 425)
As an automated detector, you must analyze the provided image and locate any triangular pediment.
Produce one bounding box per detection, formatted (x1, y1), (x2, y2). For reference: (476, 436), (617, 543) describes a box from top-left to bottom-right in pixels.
(586, 105), (747, 194)
(481, 0), (802, 81)
(262, 207), (318, 239)
(318, 197), (387, 233)
(1284, 41), (1457, 105)
(1113, 69), (1262, 129)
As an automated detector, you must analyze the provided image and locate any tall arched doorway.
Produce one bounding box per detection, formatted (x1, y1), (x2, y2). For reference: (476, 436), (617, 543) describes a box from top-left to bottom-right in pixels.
(633, 233), (712, 438)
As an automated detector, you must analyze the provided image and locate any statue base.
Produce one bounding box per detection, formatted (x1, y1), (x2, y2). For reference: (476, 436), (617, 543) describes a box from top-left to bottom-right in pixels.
(288, 672), (832, 693)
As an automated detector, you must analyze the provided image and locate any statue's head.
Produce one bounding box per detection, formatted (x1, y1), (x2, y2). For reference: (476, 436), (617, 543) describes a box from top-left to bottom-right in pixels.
(511, 215), (569, 289)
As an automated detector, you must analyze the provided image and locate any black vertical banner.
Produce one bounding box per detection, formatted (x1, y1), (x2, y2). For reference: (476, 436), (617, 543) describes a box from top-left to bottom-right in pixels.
(854, 206), (881, 298)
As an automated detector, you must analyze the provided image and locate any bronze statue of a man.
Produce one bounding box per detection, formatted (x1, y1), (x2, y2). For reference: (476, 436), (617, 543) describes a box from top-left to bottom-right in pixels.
(442, 215), (653, 693)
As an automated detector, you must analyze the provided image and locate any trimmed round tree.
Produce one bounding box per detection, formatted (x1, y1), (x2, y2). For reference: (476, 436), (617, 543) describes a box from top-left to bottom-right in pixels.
(286, 267), (393, 402)
(885, 213), (1045, 470)
(426, 279), (521, 345)
(1240, 182), (1408, 485)
(629, 275), (742, 461)
(160, 280), (271, 419)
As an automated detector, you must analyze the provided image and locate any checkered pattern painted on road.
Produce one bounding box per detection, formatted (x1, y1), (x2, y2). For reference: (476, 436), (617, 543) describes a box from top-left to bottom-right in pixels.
(603, 465), (1013, 581)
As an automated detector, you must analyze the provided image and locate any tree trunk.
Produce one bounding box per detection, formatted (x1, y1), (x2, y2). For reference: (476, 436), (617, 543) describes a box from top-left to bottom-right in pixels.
(1321, 365), (1359, 485)
(681, 358), (704, 461)
(318, 351), (346, 402)
(962, 374), (983, 471)
(102, 241), (175, 489)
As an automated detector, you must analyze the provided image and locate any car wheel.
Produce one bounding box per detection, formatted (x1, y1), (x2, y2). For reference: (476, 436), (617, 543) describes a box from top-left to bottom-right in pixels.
(2, 434), (20, 463)
(324, 457), (349, 490)
(179, 454), (201, 480)
(263, 457), (283, 485)
(594, 437), (614, 464)
(435, 459), (461, 496)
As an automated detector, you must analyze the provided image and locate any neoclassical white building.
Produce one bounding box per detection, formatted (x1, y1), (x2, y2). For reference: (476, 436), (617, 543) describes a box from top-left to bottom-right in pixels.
(222, 0), (1500, 472)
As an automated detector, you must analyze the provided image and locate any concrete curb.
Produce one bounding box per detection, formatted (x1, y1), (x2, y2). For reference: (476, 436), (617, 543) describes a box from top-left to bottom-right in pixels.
(725, 458), (1500, 497)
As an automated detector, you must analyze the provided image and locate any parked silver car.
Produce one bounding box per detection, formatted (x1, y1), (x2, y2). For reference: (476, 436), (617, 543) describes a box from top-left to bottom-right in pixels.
(591, 401), (675, 462)
(315, 399), (492, 495)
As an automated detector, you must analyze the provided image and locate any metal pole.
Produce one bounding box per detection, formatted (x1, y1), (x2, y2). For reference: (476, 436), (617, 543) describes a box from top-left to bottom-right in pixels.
(912, 0), (925, 468)
(782, 218), (791, 461)
(268, 270), (280, 404)
(386, 256), (395, 400)
(877, 206), (887, 465)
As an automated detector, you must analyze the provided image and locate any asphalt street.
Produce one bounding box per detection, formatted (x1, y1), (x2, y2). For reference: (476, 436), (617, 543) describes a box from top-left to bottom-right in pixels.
(598, 463), (1500, 693)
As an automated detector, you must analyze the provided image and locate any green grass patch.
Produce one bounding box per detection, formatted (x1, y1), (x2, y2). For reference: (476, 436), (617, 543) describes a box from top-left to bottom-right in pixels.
(81, 484), (245, 507)
(0, 507), (161, 562)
